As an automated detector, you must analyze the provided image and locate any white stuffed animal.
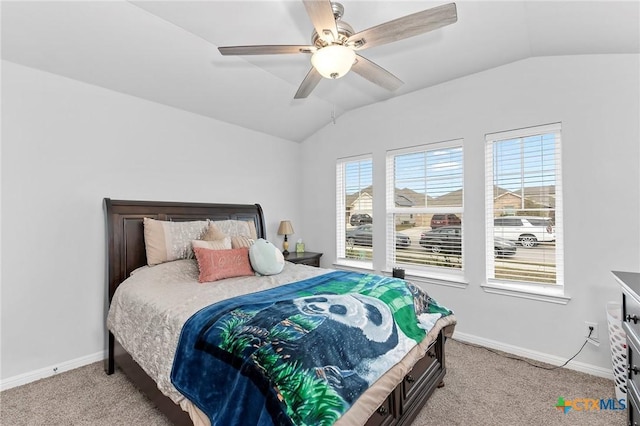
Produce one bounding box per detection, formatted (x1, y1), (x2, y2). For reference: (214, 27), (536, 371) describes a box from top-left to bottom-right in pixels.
(249, 238), (285, 275)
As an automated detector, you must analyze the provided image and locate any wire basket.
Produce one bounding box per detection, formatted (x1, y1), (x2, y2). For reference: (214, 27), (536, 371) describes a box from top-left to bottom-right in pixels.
(607, 301), (627, 401)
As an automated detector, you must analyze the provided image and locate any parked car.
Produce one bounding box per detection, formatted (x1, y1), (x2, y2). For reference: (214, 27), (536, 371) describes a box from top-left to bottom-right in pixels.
(419, 226), (462, 254)
(419, 226), (517, 257)
(350, 213), (373, 226)
(430, 213), (461, 229)
(493, 216), (555, 248)
(346, 224), (411, 248)
(494, 236), (517, 258)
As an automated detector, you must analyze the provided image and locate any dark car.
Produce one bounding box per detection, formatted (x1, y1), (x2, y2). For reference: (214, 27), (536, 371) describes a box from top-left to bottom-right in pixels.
(494, 236), (517, 258)
(430, 213), (461, 229)
(350, 213), (373, 226)
(346, 224), (411, 248)
(419, 226), (516, 257)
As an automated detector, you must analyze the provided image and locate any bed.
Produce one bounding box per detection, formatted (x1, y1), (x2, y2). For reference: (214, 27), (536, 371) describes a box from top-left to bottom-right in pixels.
(104, 198), (456, 426)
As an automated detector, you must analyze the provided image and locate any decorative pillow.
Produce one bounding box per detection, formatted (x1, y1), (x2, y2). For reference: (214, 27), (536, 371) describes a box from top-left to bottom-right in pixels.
(249, 239), (285, 276)
(231, 236), (254, 249)
(201, 222), (227, 241)
(213, 220), (253, 238)
(192, 237), (232, 251)
(143, 218), (209, 266)
(246, 220), (258, 240)
(194, 247), (254, 283)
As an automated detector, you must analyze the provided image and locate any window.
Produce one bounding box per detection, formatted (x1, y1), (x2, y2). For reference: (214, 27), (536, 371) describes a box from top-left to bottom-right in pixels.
(336, 155), (373, 266)
(485, 123), (563, 289)
(386, 140), (464, 275)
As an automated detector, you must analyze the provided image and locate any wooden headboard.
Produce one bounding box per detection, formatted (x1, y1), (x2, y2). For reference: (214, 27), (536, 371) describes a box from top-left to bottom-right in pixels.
(104, 198), (266, 302)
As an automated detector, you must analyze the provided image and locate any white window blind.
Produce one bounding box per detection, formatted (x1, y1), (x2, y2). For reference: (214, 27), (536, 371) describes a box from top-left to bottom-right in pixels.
(485, 123), (564, 287)
(386, 140), (464, 274)
(336, 155), (373, 265)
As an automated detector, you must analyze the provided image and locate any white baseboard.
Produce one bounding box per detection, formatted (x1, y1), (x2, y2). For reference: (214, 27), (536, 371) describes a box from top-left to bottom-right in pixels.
(0, 351), (106, 392)
(453, 331), (614, 380)
(0, 333), (614, 392)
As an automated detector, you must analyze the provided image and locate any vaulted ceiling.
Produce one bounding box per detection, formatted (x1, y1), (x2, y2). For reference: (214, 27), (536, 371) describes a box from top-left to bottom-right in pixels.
(2, 1), (638, 142)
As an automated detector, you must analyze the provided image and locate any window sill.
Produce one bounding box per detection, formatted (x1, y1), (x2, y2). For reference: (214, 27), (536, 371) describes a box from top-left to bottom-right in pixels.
(384, 269), (469, 289)
(333, 259), (374, 273)
(481, 280), (571, 305)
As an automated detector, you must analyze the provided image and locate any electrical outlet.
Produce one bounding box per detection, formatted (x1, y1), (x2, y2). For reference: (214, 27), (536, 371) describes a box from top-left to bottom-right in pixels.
(585, 321), (599, 339)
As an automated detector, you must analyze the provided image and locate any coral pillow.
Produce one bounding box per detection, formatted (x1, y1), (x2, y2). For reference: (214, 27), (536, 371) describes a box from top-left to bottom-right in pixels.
(193, 247), (254, 283)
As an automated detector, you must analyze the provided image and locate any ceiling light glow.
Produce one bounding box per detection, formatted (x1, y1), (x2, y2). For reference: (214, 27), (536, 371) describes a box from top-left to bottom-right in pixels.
(311, 45), (356, 79)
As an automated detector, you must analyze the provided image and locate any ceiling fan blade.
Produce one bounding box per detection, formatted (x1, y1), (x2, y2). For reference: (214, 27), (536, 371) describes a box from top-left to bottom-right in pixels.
(303, 0), (339, 43)
(347, 3), (457, 51)
(218, 45), (315, 55)
(294, 67), (322, 99)
(351, 55), (403, 91)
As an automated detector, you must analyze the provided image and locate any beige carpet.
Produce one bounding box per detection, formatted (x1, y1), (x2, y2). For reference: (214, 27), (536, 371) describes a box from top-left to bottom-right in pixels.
(0, 339), (625, 425)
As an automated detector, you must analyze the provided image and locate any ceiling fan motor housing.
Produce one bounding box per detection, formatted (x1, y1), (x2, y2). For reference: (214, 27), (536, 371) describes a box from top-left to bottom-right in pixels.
(311, 2), (353, 48)
(311, 21), (353, 48)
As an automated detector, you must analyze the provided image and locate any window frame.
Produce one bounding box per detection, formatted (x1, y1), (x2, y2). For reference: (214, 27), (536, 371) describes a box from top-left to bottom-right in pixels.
(385, 139), (465, 280)
(336, 154), (374, 269)
(484, 123), (567, 303)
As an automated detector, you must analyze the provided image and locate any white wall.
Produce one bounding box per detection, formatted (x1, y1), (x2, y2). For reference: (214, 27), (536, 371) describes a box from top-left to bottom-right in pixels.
(2, 53), (638, 387)
(0, 61), (302, 382)
(301, 54), (640, 373)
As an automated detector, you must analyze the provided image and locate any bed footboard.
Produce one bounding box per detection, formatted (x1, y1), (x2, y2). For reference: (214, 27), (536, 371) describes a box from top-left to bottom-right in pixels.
(107, 328), (449, 426)
(365, 328), (449, 426)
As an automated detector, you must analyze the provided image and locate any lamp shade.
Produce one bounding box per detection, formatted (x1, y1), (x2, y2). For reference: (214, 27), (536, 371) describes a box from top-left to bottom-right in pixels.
(277, 220), (294, 235)
(311, 45), (356, 79)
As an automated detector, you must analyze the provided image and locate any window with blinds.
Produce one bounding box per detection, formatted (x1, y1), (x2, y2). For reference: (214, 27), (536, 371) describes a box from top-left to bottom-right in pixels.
(336, 155), (373, 265)
(386, 140), (464, 273)
(485, 123), (563, 286)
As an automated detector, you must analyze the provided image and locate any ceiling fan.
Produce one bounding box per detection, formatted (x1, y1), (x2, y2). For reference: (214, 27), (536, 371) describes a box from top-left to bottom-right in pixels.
(218, 1), (458, 99)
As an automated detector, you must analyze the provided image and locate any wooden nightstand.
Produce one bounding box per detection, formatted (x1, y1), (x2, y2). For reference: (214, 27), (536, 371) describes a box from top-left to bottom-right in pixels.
(284, 251), (323, 267)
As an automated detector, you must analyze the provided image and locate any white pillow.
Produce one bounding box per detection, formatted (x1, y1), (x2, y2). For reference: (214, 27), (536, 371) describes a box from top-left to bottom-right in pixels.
(249, 239), (285, 276)
(192, 237), (232, 251)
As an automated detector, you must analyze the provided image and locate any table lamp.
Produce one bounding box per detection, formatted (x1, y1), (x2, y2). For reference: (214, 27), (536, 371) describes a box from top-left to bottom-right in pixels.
(277, 220), (294, 255)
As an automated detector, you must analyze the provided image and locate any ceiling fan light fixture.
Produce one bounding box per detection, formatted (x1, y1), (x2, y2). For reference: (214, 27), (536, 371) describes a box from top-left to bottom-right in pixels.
(311, 45), (355, 79)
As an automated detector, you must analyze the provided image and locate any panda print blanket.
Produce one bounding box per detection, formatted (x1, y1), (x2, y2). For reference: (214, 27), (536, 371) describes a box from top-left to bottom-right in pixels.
(171, 270), (452, 426)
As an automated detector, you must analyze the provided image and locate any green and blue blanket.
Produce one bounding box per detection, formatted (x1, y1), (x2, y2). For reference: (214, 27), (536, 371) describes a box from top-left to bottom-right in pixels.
(171, 270), (452, 426)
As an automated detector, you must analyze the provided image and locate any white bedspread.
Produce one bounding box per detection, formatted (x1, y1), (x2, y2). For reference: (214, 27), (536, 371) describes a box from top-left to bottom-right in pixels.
(107, 259), (456, 426)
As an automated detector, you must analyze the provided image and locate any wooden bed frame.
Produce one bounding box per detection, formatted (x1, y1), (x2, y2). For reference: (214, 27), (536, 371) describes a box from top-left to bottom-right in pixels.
(104, 198), (449, 426)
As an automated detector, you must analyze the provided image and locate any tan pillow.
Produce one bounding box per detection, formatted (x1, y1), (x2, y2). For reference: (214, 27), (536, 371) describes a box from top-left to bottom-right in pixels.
(231, 236), (254, 249)
(192, 238), (232, 251)
(202, 222), (227, 241)
(246, 220), (258, 240)
(143, 217), (209, 266)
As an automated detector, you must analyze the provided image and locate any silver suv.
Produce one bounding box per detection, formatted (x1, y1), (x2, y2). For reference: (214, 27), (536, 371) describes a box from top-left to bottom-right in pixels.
(493, 216), (555, 248)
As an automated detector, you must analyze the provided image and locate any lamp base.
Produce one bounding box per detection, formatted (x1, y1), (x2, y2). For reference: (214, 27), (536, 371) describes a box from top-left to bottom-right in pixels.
(282, 250), (290, 256)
